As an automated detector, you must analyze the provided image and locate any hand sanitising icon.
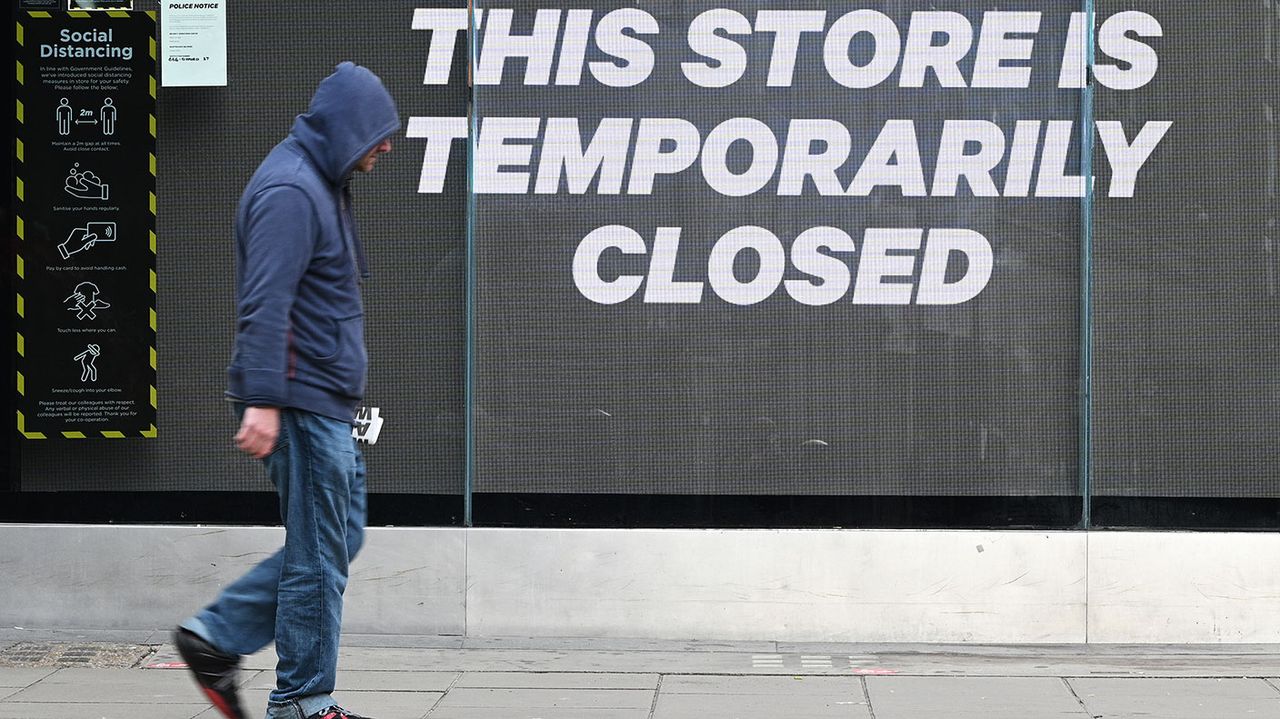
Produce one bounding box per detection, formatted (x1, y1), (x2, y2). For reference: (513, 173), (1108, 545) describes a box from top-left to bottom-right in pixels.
(65, 164), (109, 201)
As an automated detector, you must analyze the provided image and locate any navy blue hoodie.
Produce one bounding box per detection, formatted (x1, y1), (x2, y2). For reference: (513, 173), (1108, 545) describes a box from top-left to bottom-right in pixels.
(226, 62), (400, 421)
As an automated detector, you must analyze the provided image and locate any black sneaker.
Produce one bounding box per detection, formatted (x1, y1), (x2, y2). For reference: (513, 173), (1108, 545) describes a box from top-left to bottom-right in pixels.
(308, 707), (373, 719)
(172, 627), (246, 719)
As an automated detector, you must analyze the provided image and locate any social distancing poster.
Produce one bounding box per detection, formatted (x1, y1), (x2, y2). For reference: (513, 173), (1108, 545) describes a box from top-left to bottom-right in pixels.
(13, 9), (156, 438)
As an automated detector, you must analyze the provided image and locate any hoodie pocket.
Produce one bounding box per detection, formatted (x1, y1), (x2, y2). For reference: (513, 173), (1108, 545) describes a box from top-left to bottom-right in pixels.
(316, 314), (367, 396)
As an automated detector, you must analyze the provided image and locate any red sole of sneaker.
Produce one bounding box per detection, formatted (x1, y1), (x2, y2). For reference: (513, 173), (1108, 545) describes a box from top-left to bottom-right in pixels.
(202, 686), (240, 719)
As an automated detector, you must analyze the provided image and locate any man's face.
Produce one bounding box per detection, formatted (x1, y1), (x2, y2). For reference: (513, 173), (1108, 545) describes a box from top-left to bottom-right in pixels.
(356, 138), (392, 173)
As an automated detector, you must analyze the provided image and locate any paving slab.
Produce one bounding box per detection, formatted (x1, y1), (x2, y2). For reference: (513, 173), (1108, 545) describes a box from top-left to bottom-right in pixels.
(3, 667), (196, 704)
(142, 665), (257, 696)
(806, 651), (1280, 677)
(660, 675), (862, 695)
(0, 703), (208, 719)
(779, 642), (1280, 657)
(461, 637), (778, 653)
(865, 676), (1088, 718)
(455, 672), (658, 689)
(652, 691), (872, 719)
(220, 688), (442, 719)
(344, 634), (466, 649)
(242, 669), (458, 692)
(0, 667), (56, 688)
(435, 687), (655, 710)
(1068, 678), (1280, 719)
(426, 709), (650, 719)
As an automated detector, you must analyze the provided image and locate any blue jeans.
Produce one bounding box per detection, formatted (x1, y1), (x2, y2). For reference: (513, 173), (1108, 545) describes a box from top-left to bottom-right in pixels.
(182, 406), (366, 719)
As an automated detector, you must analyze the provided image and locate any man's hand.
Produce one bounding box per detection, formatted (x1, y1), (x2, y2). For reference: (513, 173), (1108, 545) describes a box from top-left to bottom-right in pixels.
(236, 406), (281, 459)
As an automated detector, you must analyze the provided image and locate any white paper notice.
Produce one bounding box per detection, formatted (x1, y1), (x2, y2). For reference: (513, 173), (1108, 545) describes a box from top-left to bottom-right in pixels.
(161, 1), (227, 87)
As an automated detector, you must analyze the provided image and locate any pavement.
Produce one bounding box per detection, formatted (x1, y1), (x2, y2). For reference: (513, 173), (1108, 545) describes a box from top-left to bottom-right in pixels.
(1, 630), (1279, 718)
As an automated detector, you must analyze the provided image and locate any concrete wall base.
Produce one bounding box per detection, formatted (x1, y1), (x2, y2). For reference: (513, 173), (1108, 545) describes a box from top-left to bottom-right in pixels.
(2, 525), (1276, 643)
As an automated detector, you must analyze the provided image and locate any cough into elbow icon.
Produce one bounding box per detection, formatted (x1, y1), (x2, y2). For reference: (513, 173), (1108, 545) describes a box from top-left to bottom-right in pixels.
(73, 344), (101, 383)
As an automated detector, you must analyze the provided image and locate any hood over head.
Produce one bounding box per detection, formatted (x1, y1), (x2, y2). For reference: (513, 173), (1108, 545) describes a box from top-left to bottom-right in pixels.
(290, 61), (401, 184)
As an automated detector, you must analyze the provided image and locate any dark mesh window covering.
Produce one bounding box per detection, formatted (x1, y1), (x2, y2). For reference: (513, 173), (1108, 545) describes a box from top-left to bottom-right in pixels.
(471, 1), (1081, 495)
(1091, 0), (1280, 498)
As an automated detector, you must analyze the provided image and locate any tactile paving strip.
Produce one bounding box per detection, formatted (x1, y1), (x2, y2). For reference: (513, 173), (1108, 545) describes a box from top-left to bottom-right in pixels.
(0, 642), (154, 669)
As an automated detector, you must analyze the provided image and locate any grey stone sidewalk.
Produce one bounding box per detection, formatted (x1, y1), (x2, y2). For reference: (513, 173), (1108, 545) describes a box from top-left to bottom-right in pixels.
(2, 631), (1279, 718)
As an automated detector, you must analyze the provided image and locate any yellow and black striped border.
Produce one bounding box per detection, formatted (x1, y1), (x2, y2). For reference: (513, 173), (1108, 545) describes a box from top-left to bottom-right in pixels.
(14, 10), (158, 440)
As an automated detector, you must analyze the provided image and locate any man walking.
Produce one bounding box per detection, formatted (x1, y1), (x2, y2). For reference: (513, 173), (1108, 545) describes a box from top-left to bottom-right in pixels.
(173, 61), (399, 719)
